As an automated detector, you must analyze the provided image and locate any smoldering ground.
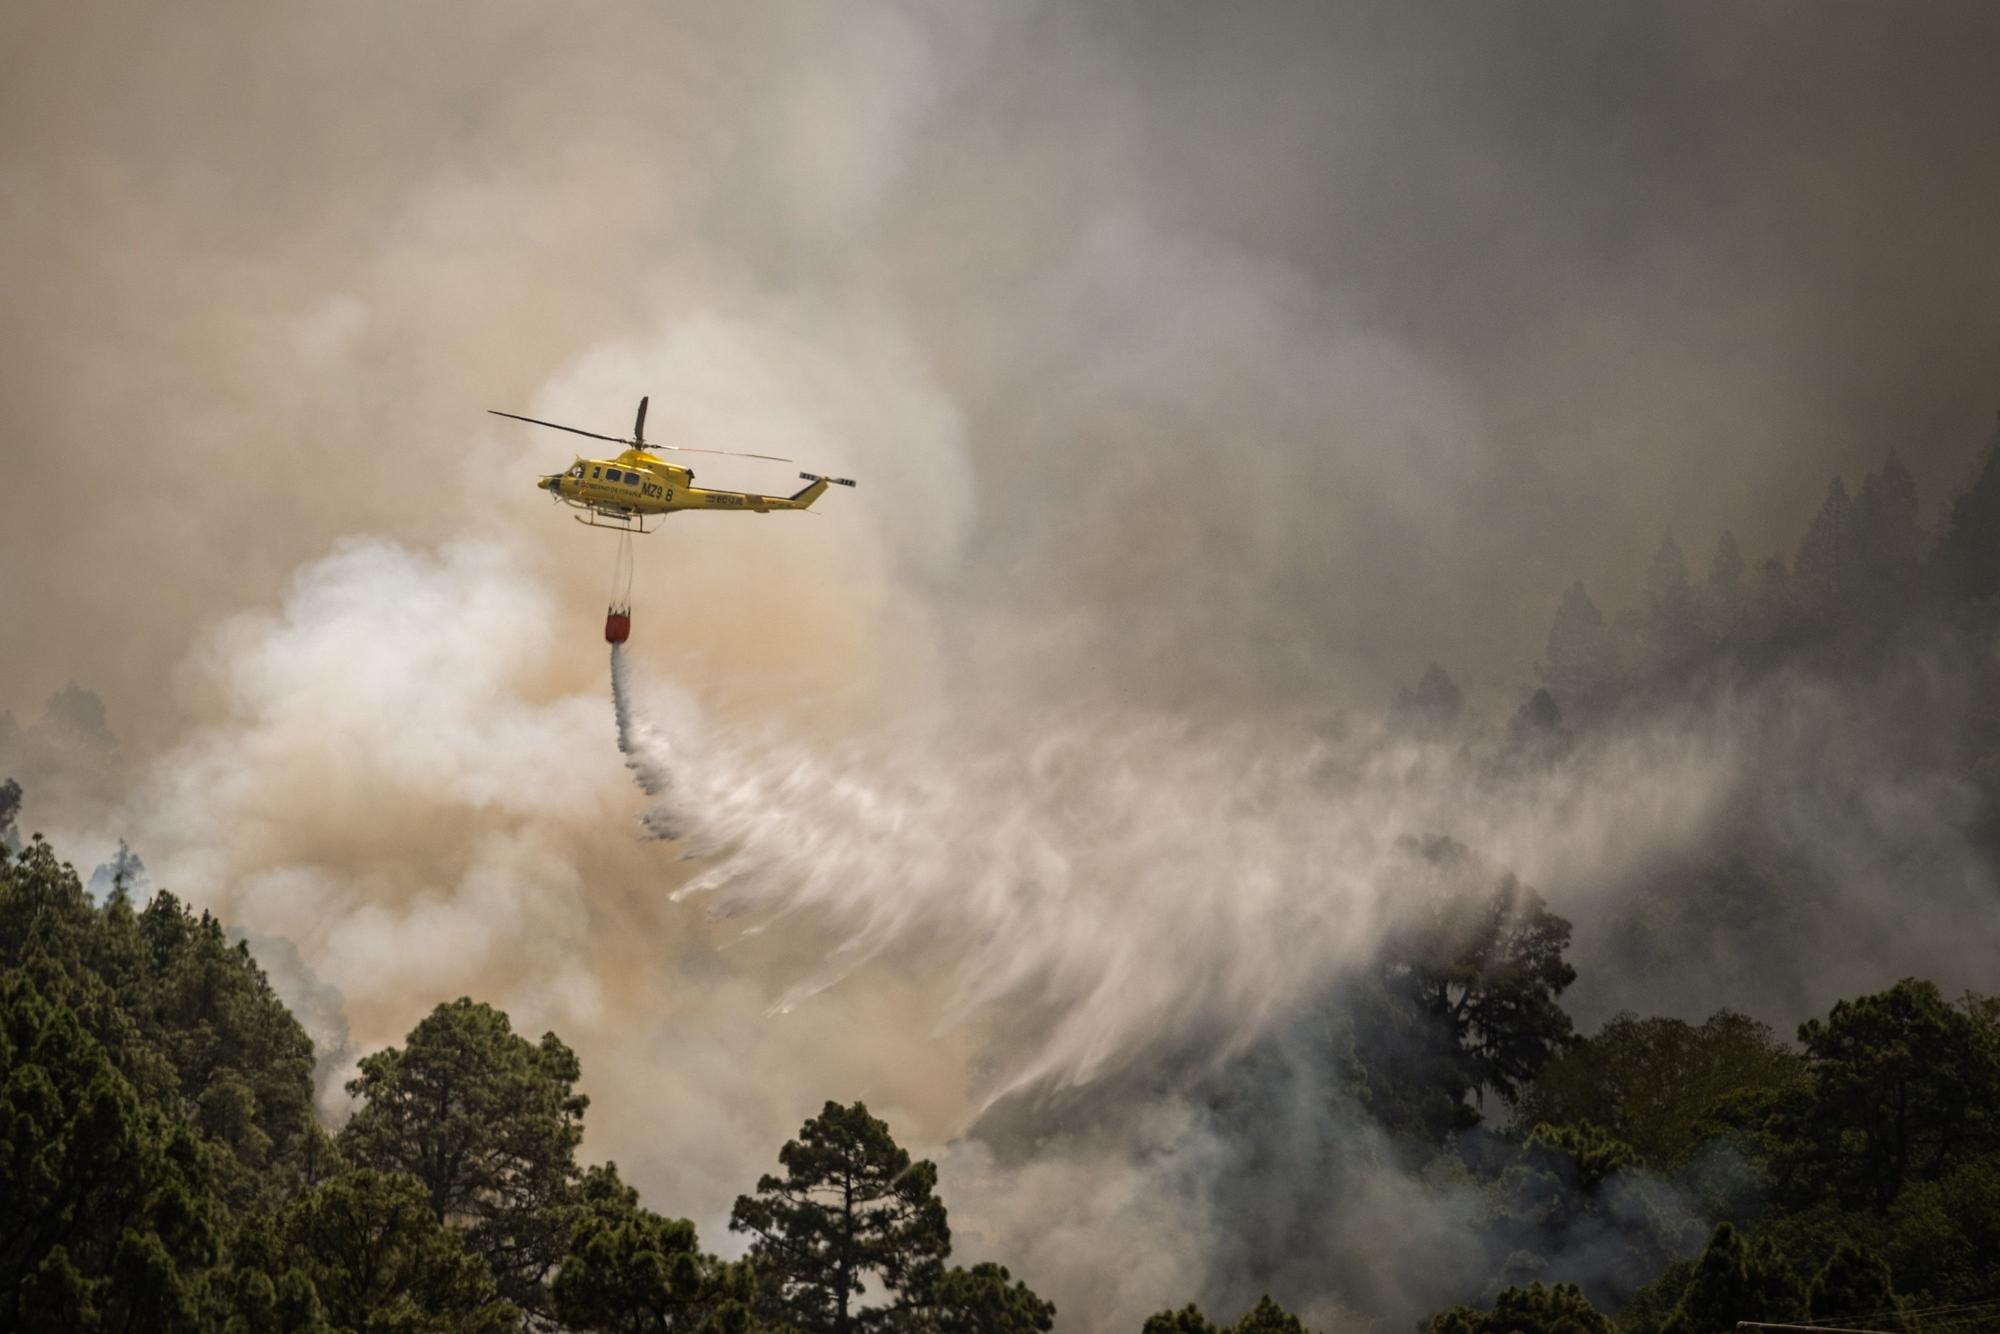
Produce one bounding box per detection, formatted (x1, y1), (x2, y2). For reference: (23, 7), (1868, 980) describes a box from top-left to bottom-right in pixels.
(8, 1), (2000, 1328)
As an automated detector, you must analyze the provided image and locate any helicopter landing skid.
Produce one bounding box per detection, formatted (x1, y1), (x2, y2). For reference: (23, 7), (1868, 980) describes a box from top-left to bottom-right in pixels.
(575, 510), (660, 534)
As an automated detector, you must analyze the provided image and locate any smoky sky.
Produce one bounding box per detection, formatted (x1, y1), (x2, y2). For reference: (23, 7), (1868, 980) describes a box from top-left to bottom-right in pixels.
(6, 1), (2000, 728)
(7, 3), (2000, 1328)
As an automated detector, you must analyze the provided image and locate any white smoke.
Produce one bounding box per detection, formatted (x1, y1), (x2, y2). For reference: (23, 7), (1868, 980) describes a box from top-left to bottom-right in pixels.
(16, 2), (2000, 1327)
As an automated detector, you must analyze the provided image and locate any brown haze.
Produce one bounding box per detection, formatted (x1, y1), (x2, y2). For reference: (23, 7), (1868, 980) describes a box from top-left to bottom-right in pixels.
(6, 1), (2000, 1328)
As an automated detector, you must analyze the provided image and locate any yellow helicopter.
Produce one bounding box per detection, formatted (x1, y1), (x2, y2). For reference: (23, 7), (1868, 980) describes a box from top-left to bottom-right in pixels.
(492, 396), (856, 533)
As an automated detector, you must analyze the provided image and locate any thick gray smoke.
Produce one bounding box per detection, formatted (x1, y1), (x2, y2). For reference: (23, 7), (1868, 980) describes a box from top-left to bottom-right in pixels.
(10, 1), (2000, 1327)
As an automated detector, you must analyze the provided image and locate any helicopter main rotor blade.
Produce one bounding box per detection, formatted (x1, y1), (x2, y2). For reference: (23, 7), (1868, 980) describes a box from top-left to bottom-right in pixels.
(490, 406), (791, 462)
(649, 443), (794, 462)
(633, 396), (649, 444)
(488, 409), (630, 446)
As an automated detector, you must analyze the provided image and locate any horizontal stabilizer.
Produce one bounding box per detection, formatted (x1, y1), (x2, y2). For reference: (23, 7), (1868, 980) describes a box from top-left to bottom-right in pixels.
(798, 472), (858, 488)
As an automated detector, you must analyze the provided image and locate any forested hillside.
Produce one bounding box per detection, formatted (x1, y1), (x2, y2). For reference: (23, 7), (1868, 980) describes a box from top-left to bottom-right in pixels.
(8, 810), (1996, 1333)
(0, 840), (1055, 1332)
(8, 423), (2000, 1332)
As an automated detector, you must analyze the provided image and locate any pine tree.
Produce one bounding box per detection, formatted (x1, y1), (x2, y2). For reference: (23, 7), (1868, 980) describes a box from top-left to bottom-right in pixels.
(1795, 477), (1860, 613)
(1145, 1296), (1316, 1334)
(1781, 979), (2000, 1212)
(553, 1161), (756, 1334)
(128, 890), (318, 1210)
(1510, 688), (1564, 749)
(1386, 866), (1577, 1104)
(1939, 412), (2000, 599)
(0, 964), (222, 1333)
(1540, 583), (1615, 716)
(1143, 1305), (1221, 1334)
(1659, 1223), (1800, 1334)
(730, 1101), (951, 1334)
(1427, 1283), (1612, 1334)
(1807, 1242), (1907, 1332)
(1643, 532), (1700, 672)
(1396, 663), (1465, 731)
(272, 1169), (518, 1333)
(907, 1262), (1057, 1333)
(0, 776), (21, 852)
(340, 998), (587, 1318)
(1855, 453), (1923, 573)
(1700, 532), (1746, 641)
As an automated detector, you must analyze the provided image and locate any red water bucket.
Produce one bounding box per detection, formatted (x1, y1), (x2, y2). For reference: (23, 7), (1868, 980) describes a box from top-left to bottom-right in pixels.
(605, 610), (631, 644)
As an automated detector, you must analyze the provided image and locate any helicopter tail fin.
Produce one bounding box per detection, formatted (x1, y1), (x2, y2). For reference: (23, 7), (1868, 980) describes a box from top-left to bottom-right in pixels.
(787, 473), (857, 508)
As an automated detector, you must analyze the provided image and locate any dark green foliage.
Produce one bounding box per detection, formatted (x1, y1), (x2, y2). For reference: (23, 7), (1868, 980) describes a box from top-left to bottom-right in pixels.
(554, 1161), (756, 1334)
(269, 1168), (518, 1333)
(1425, 1282), (1611, 1334)
(1776, 979), (2000, 1212)
(1522, 1122), (1638, 1194)
(129, 889), (319, 1208)
(1338, 969), (1484, 1141)
(730, 1100), (952, 1334)
(0, 775), (21, 850)
(1514, 1010), (1804, 1169)
(0, 965), (220, 1332)
(0, 837), (320, 1211)
(1142, 1296), (1314, 1334)
(1342, 844), (1576, 1141)
(1405, 874), (1575, 1106)
(1615, 1259), (1694, 1334)
(1226, 1295), (1310, 1333)
(904, 1262), (1056, 1333)
(207, 1213), (332, 1334)
(1657, 1223), (1801, 1334)
(1473, 1122), (1704, 1314)
(0, 834), (540, 1333)
(1805, 1241), (1907, 1332)
(340, 997), (587, 1318)
(1383, 844), (1576, 1104)
(1881, 1150), (2000, 1305)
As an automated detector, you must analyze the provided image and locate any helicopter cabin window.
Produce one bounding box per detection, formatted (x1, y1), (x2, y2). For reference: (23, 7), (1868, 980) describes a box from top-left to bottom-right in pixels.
(623, 472), (640, 486)
(591, 466), (602, 479)
(569, 464), (584, 479)
(605, 469), (622, 482)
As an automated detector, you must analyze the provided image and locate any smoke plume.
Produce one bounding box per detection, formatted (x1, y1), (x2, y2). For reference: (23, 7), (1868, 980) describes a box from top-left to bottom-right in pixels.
(10, 1), (2000, 1326)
